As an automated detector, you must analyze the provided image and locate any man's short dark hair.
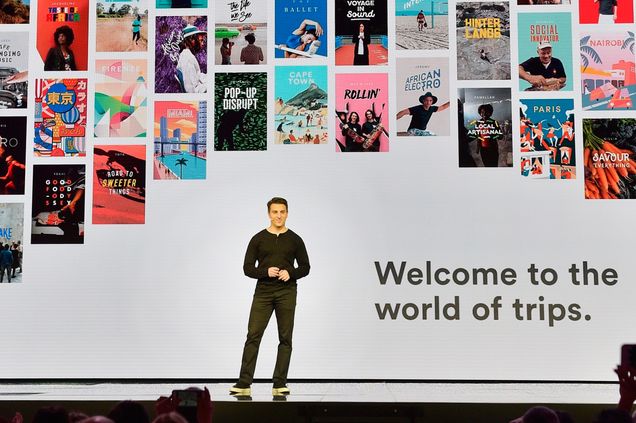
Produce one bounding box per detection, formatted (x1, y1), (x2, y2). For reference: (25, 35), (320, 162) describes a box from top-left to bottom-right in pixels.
(245, 33), (256, 44)
(54, 25), (75, 46)
(267, 197), (288, 211)
(523, 406), (559, 423)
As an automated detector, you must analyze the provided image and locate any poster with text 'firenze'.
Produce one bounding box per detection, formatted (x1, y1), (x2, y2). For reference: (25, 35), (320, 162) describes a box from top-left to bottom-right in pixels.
(94, 59), (148, 138)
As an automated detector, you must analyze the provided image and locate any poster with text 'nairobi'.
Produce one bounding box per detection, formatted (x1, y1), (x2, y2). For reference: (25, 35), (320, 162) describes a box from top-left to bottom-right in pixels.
(581, 31), (636, 112)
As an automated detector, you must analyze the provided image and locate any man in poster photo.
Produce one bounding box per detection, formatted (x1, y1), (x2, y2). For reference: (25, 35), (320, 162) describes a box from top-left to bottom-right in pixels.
(230, 197), (310, 397)
(519, 42), (567, 91)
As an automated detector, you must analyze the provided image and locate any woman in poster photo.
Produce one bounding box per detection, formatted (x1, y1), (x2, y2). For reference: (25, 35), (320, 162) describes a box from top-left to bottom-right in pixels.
(353, 23), (370, 65)
(44, 26), (77, 71)
(281, 19), (323, 58)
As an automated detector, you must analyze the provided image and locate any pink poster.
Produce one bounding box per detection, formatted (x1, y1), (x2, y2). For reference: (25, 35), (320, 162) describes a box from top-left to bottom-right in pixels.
(335, 73), (389, 152)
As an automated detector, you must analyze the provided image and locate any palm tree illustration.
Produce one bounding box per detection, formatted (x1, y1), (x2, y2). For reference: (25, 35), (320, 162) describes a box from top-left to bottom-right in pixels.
(580, 35), (602, 73)
(175, 158), (188, 179)
(622, 31), (635, 54)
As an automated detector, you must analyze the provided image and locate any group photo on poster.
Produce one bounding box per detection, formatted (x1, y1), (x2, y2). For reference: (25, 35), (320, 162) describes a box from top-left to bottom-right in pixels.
(335, 73), (389, 152)
(215, 0), (267, 65)
(274, 66), (328, 144)
(395, 57), (450, 137)
(155, 16), (207, 94)
(153, 100), (207, 180)
(335, 0), (388, 66)
(96, 0), (148, 52)
(581, 31), (636, 111)
(31, 164), (86, 245)
(518, 12), (572, 91)
(519, 99), (576, 180)
(395, 0), (449, 50)
(456, 1), (510, 80)
(37, 0), (89, 71)
(275, 0), (327, 59)
(93, 145), (145, 224)
(458, 87), (512, 167)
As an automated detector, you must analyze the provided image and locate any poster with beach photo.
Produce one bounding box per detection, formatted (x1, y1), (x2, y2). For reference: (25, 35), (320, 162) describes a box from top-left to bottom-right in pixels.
(215, 0), (268, 65)
(395, 0), (449, 50)
(96, 0), (148, 52)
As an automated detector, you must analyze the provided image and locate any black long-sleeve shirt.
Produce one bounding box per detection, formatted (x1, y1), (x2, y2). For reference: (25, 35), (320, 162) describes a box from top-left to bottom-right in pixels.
(243, 229), (310, 285)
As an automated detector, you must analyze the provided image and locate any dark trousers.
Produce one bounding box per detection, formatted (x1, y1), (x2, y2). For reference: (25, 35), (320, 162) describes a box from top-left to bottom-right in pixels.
(238, 283), (297, 387)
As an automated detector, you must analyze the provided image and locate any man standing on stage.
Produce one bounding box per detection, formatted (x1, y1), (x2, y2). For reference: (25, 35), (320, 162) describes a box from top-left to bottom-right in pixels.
(230, 197), (310, 397)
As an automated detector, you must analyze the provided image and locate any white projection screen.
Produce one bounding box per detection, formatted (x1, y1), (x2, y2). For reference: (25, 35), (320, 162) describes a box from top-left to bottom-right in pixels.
(0, 0), (635, 382)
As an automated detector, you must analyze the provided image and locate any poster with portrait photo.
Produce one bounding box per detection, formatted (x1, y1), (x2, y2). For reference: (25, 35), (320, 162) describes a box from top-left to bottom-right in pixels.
(155, 15), (207, 93)
(37, 0), (89, 71)
(335, 0), (388, 66)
